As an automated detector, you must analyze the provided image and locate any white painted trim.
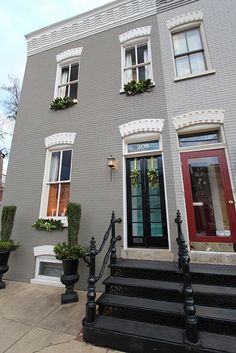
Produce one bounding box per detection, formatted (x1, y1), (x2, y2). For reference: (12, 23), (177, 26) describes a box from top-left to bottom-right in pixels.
(56, 47), (83, 62)
(33, 245), (55, 256)
(167, 10), (204, 30)
(119, 26), (152, 43)
(45, 133), (76, 148)
(172, 110), (224, 130)
(174, 69), (215, 82)
(26, 0), (157, 56)
(119, 119), (164, 137)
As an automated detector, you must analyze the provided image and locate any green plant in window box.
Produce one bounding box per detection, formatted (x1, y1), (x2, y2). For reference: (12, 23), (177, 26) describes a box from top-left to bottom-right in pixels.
(147, 169), (159, 189)
(49, 96), (78, 110)
(124, 79), (153, 96)
(32, 218), (64, 232)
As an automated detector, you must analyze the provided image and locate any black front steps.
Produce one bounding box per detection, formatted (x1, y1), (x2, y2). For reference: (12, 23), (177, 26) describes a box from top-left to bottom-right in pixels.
(83, 259), (236, 353)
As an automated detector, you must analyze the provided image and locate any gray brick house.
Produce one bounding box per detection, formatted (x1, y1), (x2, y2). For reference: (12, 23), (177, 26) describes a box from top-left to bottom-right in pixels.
(3, 0), (236, 291)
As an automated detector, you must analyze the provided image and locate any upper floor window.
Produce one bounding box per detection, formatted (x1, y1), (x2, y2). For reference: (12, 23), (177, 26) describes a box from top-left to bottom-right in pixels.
(124, 43), (150, 83)
(119, 26), (154, 89)
(58, 63), (79, 99)
(172, 28), (206, 77)
(54, 47), (83, 99)
(167, 10), (214, 81)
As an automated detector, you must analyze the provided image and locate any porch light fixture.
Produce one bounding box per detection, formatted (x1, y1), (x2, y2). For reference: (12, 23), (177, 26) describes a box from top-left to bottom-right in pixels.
(107, 155), (118, 181)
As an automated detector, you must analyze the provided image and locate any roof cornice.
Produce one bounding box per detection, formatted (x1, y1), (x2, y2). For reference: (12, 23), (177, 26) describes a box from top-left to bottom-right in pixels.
(25, 0), (157, 56)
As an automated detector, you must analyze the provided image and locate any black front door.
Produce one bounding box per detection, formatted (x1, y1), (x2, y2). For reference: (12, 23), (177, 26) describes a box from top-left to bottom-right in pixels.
(126, 155), (168, 248)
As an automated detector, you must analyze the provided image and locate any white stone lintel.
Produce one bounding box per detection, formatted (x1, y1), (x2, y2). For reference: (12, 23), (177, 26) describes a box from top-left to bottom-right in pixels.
(172, 110), (225, 130)
(45, 132), (76, 148)
(119, 118), (165, 138)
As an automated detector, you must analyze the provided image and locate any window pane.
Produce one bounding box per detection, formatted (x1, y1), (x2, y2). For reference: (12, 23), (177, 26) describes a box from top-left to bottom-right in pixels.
(39, 262), (62, 277)
(173, 32), (187, 55)
(179, 131), (219, 147)
(58, 85), (68, 98)
(69, 83), (78, 99)
(137, 44), (148, 64)
(70, 63), (79, 81)
(49, 152), (60, 182)
(175, 56), (190, 76)
(149, 195), (160, 208)
(125, 47), (136, 67)
(132, 196), (142, 209)
(132, 209), (143, 222)
(132, 223), (143, 237)
(132, 68), (137, 81)
(58, 183), (70, 216)
(60, 150), (71, 181)
(138, 66), (146, 80)
(150, 209), (161, 223)
(190, 52), (206, 74)
(151, 223), (163, 237)
(128, 140), (159, 153)
(61, 67), (69, 84)
(186, 28), (202, 51)
(47, 184), (59, 217)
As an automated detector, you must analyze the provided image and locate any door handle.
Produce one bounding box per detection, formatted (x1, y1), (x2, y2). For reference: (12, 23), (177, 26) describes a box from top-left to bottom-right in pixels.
(228, 200), (235, 205)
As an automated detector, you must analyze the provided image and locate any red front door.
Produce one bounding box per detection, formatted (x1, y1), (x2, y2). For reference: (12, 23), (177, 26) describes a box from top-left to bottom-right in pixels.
(181, 149), (236, 243)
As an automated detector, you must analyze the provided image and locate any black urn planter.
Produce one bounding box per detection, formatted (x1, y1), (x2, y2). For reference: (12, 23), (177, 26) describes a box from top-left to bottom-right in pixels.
(0, 249), (12, 289)
(61, 258), (79, 304)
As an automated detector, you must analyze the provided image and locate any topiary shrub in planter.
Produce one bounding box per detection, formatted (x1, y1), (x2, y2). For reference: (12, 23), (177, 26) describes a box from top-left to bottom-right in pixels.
(54, 202), (86, 304)
(0, 206), (19, 289)
(124, 79), (153, 96)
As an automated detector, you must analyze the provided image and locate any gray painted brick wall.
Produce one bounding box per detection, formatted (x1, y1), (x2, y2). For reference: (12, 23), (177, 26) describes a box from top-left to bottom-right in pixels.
(2, 0), (236, 287)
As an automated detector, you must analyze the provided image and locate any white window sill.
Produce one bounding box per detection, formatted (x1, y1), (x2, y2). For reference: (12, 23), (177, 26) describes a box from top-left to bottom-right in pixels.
(119, 81), (156, 94)
(174, 69), (216, 82)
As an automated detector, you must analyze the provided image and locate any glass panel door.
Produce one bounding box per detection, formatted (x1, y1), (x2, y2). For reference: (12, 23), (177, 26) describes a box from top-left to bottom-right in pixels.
(126, 156), (168, 248)
(181, 149), (236, 243)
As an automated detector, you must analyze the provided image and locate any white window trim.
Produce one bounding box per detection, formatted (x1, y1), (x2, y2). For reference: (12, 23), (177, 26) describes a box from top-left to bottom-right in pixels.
(167, 10), (214, 81)
(30, 246), (63, 287)
(118, 119), (171, 252)
(39, 133), (76, 226)
(54, 47), (83, 99)
(119, 26), (155, 92)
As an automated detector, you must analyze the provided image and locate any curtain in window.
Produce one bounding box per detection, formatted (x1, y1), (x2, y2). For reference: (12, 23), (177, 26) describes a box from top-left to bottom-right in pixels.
(143, 48), (149, 79)
(59, 68), (69, 97)
(49, 152), (60, 182)
(125, 53), (133, 83)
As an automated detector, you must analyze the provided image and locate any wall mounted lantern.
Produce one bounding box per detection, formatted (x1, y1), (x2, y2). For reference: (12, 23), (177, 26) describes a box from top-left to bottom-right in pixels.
(107, 155), (118, 181)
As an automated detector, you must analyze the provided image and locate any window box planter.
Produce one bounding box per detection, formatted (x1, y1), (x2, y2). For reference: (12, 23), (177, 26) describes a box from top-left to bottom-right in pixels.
(32, 218), (64, 232)
(124, 79), (153, 96)
(49, 97), (77, 110)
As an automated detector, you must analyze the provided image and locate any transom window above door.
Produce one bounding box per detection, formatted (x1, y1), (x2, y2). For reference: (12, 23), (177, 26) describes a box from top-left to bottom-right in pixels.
(179, 130), (220, 148)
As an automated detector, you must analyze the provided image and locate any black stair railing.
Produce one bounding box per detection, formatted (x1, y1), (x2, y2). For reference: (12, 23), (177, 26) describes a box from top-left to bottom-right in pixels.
(175, 210), (199, 346)
(83, 211), (122, 326)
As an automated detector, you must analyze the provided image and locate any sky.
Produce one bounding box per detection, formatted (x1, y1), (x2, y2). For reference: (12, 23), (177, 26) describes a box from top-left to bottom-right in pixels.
(0, 0), (114, 172)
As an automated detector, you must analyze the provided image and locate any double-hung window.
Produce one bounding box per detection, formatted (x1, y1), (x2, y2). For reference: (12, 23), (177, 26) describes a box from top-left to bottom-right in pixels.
(119, 26), (154, 89)
(47, 150), (72, 217)
(124, 43), (151, 83)
(40, 133), (76, 224)
(57, 63), (79, 99)
(167, 11), (214, 80)
(172, 28), (206, 77)
(54, 47), (83, 99)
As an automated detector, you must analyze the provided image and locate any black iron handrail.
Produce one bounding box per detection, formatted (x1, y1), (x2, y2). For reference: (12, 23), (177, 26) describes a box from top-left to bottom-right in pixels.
(83, 211), (122, 326)
(175, 210), (199, 345)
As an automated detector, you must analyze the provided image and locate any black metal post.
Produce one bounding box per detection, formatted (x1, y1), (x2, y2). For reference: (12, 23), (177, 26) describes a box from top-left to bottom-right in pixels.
(85, 237), (97, 326)
(110, 211), (122, 265)
(183, 269), (199, 344)
(175, 210), (199, 345)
